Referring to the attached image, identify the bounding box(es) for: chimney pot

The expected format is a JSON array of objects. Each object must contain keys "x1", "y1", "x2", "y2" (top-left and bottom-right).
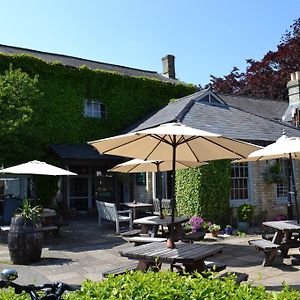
[{"x1": 162, "y1": 54, "x2": 176, "y2": 79}]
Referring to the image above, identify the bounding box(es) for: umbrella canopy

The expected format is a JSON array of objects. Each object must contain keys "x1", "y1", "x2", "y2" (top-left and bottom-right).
[
  {"x1": 238, "y1": 133, "x2": 300, "y2": 222},
  {"x1": 109, "y1": 158, "x2": 207, "y2": 173},
  {"x1": 0, "y1": 160, "x2": 77, "y2": 176},
  {"x1": 245, "y1": 134, "x2": 300, "y2": 161},
  {"x1": 89, "y1": 122, "x2": 261, "y2": 246}
]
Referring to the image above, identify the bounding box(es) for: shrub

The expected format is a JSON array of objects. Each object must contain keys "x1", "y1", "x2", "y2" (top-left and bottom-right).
[
  {"x1": 63, "y1": 271, "x2": 300, "y2": 300},
  {"x1": 237, "y1": 204, "x2": 254, "y2": 222}
]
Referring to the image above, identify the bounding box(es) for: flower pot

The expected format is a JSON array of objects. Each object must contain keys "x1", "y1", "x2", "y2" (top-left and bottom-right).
[
  {"x1": 225, "y1": 227, "x2": 233, "y2": 235},
  {"x1": 237, "y1": 221, "x2": 249, "y2": 233},
  {"x1": 211, "y1": 230, "x2": 219, "y2": 237},
  {"x1": 8, "y1": 215, "x2": 44, "y2": 264}
]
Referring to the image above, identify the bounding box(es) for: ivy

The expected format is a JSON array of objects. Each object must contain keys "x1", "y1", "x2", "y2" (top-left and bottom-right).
[
  {"x1": 0, "y1": 53, "x2": 196, "y2": 166},
  {"x1": 176, "y1": 160, "x2": 231, "y2": 225}
]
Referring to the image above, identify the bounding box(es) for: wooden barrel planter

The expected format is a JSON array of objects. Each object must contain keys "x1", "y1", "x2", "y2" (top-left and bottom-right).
[{"x1": 8, "y1": 215, "x2": 44, "y2": 264}]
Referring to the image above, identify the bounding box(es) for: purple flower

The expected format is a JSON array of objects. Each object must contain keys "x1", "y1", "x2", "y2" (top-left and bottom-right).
[{"x1": 188, "y1": 216, "x2": 205, "y2": 232}]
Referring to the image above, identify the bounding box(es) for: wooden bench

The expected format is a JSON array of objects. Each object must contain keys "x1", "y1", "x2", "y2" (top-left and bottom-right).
[
  {"x1": 42, "y1": 225, "x2": 60, "y2": 236},
  {"x1": 217, "y1": 271, "x2": 249, "y2": 285},
  {"x1": 181, "y1": 231, "x2": 206, "y2": 243},
  {"x1": 121, "y1": 229, "x2": 141, "y2": 237},
  {"x1": 248, "y1": 239, "x2": 280, "y2": 266},
  {"x1": 102, "y1": 261, "x2": 138, "y2": 277},
  {"x1": 127, "y1": 236, "x2": 167, "y2": 246},
  {"x1": 96, "y1": 201, "x2": 132, "y2": 234}
]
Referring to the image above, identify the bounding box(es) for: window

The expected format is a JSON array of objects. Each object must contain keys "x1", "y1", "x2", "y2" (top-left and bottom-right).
[
  {"x1": 276, "y1": 159, "x2": 289, "y2": 203},
  {"x1": 84, "y1": 99, "x2": 106, "y2": 118},
  {"x1": 231, "y1": 162, "x2": 251, "y2": 206}
]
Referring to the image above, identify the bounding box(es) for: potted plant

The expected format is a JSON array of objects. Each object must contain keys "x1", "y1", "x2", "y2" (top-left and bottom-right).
[
  {"x1": 187, "y1": 216, "x2": 205, "y2": 233},
  {"x1": 8, "y1": 199, "x2": 44, "y2": 264},
  {"x1": 237, "y1": 204, "x2": 254, "y2": 233},
  {"x1": 208, "y1": 223, "x2": 221, "y2": 237},
  {"x1": 224, "y1": 225, "x2": 233, "y2": 235},
  {"x1": 262, "y1": 162, "x2": 287, "y2": 184}
]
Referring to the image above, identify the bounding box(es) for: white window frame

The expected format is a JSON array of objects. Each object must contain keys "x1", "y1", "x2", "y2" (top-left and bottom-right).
[
  {"x1": 275, "y1": 159, "x2": 289, "y2": 204},
  {"x1": 83, "y1": 99, "x2": 106, "y2": 119},
  {"x1": 230, "y1": 162, "x2": 253, "y2": 207}
]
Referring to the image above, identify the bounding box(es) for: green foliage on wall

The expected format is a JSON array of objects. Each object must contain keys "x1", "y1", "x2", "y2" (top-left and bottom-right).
[
  {"x1": 176, "y1": 160, "x2": 231, "y2": 225},
  {"x1": 0, "y1": 53, "x2": 196, "y2": 166}
]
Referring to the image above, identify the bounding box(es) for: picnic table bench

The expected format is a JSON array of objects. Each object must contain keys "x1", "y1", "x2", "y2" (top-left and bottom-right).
[
  {"x1": 127, "y1": 236, "x2": 167, "y2": 246},
  {"x1": 248, "y1": 239, "x2": 280, "y2": 266}
]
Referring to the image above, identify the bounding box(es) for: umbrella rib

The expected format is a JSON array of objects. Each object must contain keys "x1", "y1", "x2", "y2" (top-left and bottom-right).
[{"x1": 101, "y1": 134, "x2": 148, "y2": 154}]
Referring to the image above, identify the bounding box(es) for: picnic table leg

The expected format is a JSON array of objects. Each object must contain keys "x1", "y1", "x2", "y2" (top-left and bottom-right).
[
  {"x1": 184, "y1": 259, "x2": 206, "y2": 273},
  {"x1": 262, "y1": 249, "x2": 278, "y2": 266},
  {"x1": 137, "y1": 260, "x2": 161, "y2": 272}
]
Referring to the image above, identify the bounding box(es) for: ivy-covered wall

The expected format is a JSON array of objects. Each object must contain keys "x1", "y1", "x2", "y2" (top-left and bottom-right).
[
  {"x1": 0, "y1": 53, "x2": 196, "y2": 165},
  {"x1": 175, "y1": 160, "x2": 231, "y2": 225}
]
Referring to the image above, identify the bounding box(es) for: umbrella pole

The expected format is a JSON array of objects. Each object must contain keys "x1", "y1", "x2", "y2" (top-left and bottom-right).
[
  {"x1": 156, "y1": 163, "x2": 163, "y2": 219},
  {"x1": 168, "y1": 141, "x2": 176, "y2": 248},
  {"x1": 289, "y1": 154, "x2": 299, "y2": 223}
]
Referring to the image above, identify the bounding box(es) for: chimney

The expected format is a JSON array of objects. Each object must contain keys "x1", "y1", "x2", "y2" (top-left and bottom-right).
[
  {"x1": 282, "y1": 71, "x2": 300, "y2": 124},
  {"x1": 162, "y1": 54, "x2": 176, "y2": 79},
  {"x1": 287, "y1": 71, "x2": 300, "y2": 105}
]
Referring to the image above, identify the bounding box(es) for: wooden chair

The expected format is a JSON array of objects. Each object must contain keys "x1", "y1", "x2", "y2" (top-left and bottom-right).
[
  {"x1": 152, "y1": 199, "x2": 171, "y2": 216},
  {"x1": 96, "y1": 201, "x2": 132, "y2": 234}
]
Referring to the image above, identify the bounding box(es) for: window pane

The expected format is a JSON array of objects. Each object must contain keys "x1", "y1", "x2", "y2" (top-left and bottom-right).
[
  {"x1": 231, "y1": 162, "x2": 249, "y2": 201},
  {"x1": 84, "y1": 99, "x2": 106, "y2": 119}
]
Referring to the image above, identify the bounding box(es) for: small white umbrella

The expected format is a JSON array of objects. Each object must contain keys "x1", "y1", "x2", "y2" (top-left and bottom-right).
[
  {"x1": 89, "y1": 122, "x2": 261, "y2": 245},
  {"x1": 0, "y1": 160, "x2": 77, "y2": 176},
  {"x1": 241, "y1": 133, "x2": 300, "y2": 222}
]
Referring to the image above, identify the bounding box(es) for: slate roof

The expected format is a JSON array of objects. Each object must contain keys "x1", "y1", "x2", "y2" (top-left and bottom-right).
[
  {"x1": 0, "y1": 44, "x2": 177, "y2": 83},
  {"x1": 49, "y1": 144, "x2": 122, "y2": 161},
  {"x1": 128, "y1": 90, "x2": 300, "y2": 143},
  {"x1": 220, "y1": 94, "x2": 287, "y2": 121}
]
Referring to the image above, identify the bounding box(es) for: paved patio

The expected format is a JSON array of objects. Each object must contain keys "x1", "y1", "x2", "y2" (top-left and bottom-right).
[{"x1": 0, "y1": 216, "x2": 300, "y2": 291}]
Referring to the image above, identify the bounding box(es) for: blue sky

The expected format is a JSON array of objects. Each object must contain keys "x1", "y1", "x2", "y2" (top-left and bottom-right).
[{"x1": 1, "y1": 1, "x2": 300, "y2": 86}]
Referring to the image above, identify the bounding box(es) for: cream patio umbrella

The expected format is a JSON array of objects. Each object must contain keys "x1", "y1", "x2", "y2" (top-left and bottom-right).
[
  {"x1": 240, "y1": 133, "x2": 300, "y2": 223},
  {"x1": 89, "y1": 122, "x2": 261, "y2": 246},
  {"x1": 109, "y1": 158, "x2": 207, "y2": 218}
]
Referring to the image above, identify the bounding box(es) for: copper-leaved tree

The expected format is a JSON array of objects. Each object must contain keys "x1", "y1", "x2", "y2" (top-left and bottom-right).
[{"x1": 210, "y1": 18, "x2": 300, "y2": 101}]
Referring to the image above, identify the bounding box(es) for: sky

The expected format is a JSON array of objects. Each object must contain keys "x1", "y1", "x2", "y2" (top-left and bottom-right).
[{"x1": 1, "y1": 1, "x2": 300, "y2": 86}]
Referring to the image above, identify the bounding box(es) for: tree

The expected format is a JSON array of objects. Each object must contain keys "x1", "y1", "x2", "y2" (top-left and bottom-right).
[
  {"x1": 210, "y1": 18, "x2": 300, "y2": 101},
  {"x1": 0, "y1": 65, "x2": 41, "y2": 135},
  {"x1": 0, "y1": 65, "x2": 42, "y2": 164}
]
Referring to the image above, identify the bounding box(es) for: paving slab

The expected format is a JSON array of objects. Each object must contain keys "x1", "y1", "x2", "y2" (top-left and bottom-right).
[{"x1": 0, "y1": 217, "x2": 300, "y2": 292}]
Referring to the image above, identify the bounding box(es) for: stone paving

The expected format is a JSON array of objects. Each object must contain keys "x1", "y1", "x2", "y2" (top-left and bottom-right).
[{"x1": 0, "y1": 216, "x2": 299, "y2": 292}]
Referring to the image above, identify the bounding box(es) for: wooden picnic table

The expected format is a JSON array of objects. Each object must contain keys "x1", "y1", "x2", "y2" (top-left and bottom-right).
[
  {"x1": 120, "y1": 202, "x2": 153, "y2": 219},
  {"x1": 133, "y1": 215, "x2": 189, "y2": 239},
  {"x1": 119, "y1": 241, "x2": 223, "y2": 273},
  {"x1": 263, "y1": 220, "x2": 300, "y2": 257}
]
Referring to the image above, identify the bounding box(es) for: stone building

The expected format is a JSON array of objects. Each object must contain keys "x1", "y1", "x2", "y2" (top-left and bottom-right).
[{"x1": 127, "y1": 72, "x2": 300, "y2": 221}]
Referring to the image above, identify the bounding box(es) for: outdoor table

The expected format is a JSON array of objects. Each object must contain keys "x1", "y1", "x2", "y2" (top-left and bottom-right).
[
  {"x1": 133, "y1": 215, "x2": 189, "y2": 239},
  {"x1": 263, "y1": 220, "x2": 300, "y2": 257},
  {"x1": 120, "y1": 202, "x2": 153, "y2": 220},
  {"x1": 119, "y1": 241, "x2": 223, "y2": 273}
]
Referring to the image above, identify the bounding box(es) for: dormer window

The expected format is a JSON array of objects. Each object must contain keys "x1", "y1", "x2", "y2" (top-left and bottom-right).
[
  {"x1": 197, "y1": 92, "x2": 227, "y2": 106},
  {"x1": 84, "y1": 99, "x2": 106, "y2": 119}
]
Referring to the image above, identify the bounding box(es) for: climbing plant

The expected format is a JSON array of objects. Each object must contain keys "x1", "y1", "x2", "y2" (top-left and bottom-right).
[
  {"x1": 176, "y1": 160, "x2": 231, "y2": 225},
  {"x1": 0, "y1": 53, "x2": 196, "y2": 166}
]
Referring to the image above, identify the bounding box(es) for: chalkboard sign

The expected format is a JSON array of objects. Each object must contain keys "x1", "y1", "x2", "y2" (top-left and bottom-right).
[{"x1": 136, "y1": 173, "x2": 146, "y2": 185}]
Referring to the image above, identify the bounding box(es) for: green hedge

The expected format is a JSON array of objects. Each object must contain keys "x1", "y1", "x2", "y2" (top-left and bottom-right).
[
  {"x1": 1, "y1": 271, "x2": 299, "y2": 299},
  {"x1": 0, "y1": 53, "x2": 196, "y2": 166},
  {"x1": 176, "y1": 160, "x2": 231, "y2": 225},
  {"x1": 66, "y1": 271, "x2": 299, "y2": 300}
]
